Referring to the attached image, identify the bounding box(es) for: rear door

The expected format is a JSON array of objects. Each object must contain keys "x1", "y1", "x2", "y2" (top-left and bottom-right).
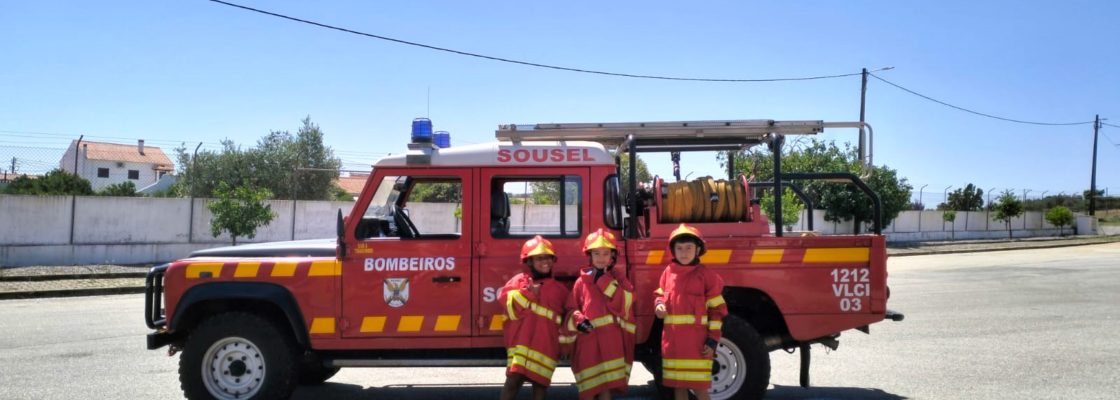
[
  {"x1": 475, "y1": 167, "x2": 589, "y2": 336},
  {"x1": 341, "y1": 168, "x2": 474, "y2": 338}
]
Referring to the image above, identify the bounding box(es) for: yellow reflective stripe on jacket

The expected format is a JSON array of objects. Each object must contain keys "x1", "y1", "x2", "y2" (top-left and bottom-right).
[
  {"x1": 573, "y1": 357, "x2": 627, "y2": 381},
  {"x1": 576, "y1": 368, "x2": 628, "y2": 392},
  {"x1": 664, "y1": 315, "x2": 709, "y2": 325},
  {"x1": 618, "y1": 319, "x2": 637, "y2": 334},
  {"x1": 706, "y1": 295, "x2": 726, "y2": 309},
  {"x1": 622, "y1": 290, "x2": 633, "y2": 319},
  {"x1": 508, "y1": 354, "x2": 555, "y2": 379},
  {"x1": 506, "y1": 290, "x2": 524, "y2": 321},
  {"x1": 507, "y1": 345, "x2": 558, "y2": 370},
  {"x1": 663, "y1": 369, "x2": 712, "y2": 382},
  {"x1": 663, "y1": 358, "x2": 713, "y2": 370},
  {"x1": 507, "y1": 289, "x2": 562, "y2": 324},
  {"x1": 708, "y1": 320, "x2": 723, "y2": 330},
  {"x1": 590, "y1": 314, "x2": 616, "y2": 328},
  {"x1": 602, "y1": 280, "x2": 618, "y2": 298},
  {"x1": 654, "y1": 287, "x2": 664, "y2": 295}
]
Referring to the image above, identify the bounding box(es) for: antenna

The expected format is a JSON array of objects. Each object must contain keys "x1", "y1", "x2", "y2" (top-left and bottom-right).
[{"x1": 426, "y1": 86, "x2": 430, "y2": 118}]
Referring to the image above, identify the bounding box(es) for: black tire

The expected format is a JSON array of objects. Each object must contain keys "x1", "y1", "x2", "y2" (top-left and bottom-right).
[
  {"x1": 297, "y1": 352, "x2": 341, "y2": 385},
  {"x1": 179, "y1": 312, "x2": 299, "y2": 400},
  {"x1": 712, "y1": 314, "x2": 771, "y2": 400}
]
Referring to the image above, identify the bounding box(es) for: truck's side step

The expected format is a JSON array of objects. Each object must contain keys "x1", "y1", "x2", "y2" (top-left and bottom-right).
[{"x1": 328, "y1": 359, "x2": 508, "y2": 368}]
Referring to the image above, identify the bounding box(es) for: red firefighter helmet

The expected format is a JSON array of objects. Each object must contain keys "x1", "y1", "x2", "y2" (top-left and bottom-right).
[
  {"x1": 668, "y1": 223, "x2": 706, "y2": 257},
  {"x1": 582, "y1": 228, "x2": 618, "y2": 253},
  {"x1": 520, "y1": 235, "x2": 557, "y2": 263}
]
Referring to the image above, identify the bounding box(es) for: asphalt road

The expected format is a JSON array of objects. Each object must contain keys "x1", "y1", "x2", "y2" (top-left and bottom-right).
[{"x1": 1, "y1": 243, "x2": 1117, "y2": 400}]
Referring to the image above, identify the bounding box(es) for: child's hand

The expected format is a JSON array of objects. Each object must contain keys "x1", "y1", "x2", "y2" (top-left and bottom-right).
[
  {"x1": 654, "y1": 303, "x2": 667, "y2": 318},
  {"x1": 700, "y1": 344, "x2": 715, "y2": 358},
  {"x1": 701, "y1": 337, "x2": 718, "y2": 358}
]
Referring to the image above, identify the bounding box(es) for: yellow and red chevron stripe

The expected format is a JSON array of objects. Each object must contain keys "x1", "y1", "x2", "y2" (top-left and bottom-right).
[
  {"x1": 346, "y1": 314, "x2": 464, "y2": 334},
  {"x1": 642, "y1": 247, "x2": 870, "y2": 265},
  {"x1": 184, "y1": 259, "x2": 341, "y2": 279}
]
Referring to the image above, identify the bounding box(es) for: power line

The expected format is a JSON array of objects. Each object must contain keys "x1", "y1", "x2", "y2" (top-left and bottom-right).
[
  {"x1": 1103, "y1": 122, "x2": 1120, "y2": 128},
  {"x1": 868, "y1": 73, "x2": 1096, "y2": 126},
  {"x1": 208, "y1": 0, "x2": 881, "y2": 83}
]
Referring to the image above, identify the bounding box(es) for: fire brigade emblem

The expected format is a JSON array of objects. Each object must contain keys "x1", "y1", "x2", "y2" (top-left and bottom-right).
[{"x1": 383, "y1": 278, "x2": 410, "y2": 308}]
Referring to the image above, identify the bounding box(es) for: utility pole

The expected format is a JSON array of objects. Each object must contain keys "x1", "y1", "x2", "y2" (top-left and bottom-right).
[
  {"x1": 1089, "y1": 115, "x2": 1100, "y2": 216},
  {"x1": 858, "y1": 68, "x2": 868, "y2": 163}
]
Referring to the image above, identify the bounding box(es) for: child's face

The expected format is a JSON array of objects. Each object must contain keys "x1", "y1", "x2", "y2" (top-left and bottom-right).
[
  {"x1": 673, "y1": 241, "x2": 698, "y2": 265},
  {"x1": 529, "y1": 255, "x2": 554, "y2": 274},
  {"x1": 589, "y1": 248, "x2": 613, "y2": 269}
]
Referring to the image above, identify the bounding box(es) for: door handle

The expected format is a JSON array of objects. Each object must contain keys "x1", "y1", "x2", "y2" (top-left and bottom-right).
[{"x1": 432, "y1": 276, "x2": 462, "y2": 283}]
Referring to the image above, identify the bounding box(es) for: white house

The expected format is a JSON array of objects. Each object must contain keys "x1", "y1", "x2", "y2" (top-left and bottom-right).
[{"x1": 59, "y1": 139, "x2": 174, "y2": 191}]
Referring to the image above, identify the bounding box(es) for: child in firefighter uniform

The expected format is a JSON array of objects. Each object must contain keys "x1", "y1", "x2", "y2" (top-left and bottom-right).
[
  {"x1": 498, "y1": 235, "x2": 572, "y2": 400},
  {"x1": 566, "y1": 228, "x2": 635, "y2": 400},
  {"x1": 654, "y1": 224, "x2": 727, "y2": 400}
]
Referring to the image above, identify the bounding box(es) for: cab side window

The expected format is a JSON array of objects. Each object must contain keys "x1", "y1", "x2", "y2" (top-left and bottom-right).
[
  {"x1": 492, "y1": 177, "x2": 581, "y2": 237},
  {"x1": 405, "y1": 180, "x2": 463, "y2": 236},
  {"x1": 356, "y1": 176, "x2": 462, "y2": 239}
]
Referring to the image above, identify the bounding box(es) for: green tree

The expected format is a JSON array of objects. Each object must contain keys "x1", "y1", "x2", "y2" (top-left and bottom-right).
[
  {"x1": 617, "y1": 153, "x2": 652, "y2": 191},
  {"x1": 939, "y1": 184, "x2": 984, "y2": 211},
  {"x1": 3, "y1": 169, "x2": 93, "y2": 195},
  {"x1": 408, "y1": 182, "x2": 462, "y2": 203},
  {"x1": 731, "y1": 138, "x2": 912, "y2": 234},
  {"x1": 993, "y1": 190, "x2": 1024, "y2": 239},
  {"x1": 529, "y1": 181, "x2": 578, "y2": 205},
  {"x1": 760, "y1": 187, "x2": 803, "y2": 231},
  {"x1": 1044, "y1": 206, "x2": 1075, "y2": 236},
  {"x1": 176, "y1": 117, "x2": 341, "y2": 200},
  {"x1": 99, "y1": 181, "x2": 138, "y2": 197},
  {"x1": 207, "y1": 182, "x2": 277, "y2": 245},
  {"x1": 942, "y1": 210, "x2": 957, "y2": 240}
]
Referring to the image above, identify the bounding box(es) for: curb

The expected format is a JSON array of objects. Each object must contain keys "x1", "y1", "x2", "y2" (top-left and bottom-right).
[
  {"x1": 0, "y1": 272, "x2": 148, "y2": 282},
  {"x1": 887, "y1": 239, "x2": 1115, "y2": 255},
  {"x1": 0, "y1": 286, "x2": 145, "y2": 300},
  {"x1": 888, "y1": 237, "x2": 1120, "y2": 257}
]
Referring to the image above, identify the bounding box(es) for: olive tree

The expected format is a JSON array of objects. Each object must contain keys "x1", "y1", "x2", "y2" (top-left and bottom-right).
[
  {"x1": 1044, "y1": 206, "x2": 1075, "y2": 236},
  {"x1": 207, "y1": 182, "x2": 277, "y2": 245},
  {"x1": 992, "y1": 190, "x2": 1024, "y2": 239}
]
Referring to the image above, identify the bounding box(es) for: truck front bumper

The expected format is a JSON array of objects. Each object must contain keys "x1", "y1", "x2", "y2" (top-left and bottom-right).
[{"x1": 147, "y1": 331, "x2": 175, "y2": 350}]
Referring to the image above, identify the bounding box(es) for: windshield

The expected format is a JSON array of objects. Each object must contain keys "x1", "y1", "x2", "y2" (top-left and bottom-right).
[{"x1": 364, "y1": 175, "x2": 404, "y2": 219}]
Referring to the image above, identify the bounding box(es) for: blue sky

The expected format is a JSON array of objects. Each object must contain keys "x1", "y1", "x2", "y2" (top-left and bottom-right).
[{"x1": 2, "y1": 1, "x2": 1118, "y2": 206}]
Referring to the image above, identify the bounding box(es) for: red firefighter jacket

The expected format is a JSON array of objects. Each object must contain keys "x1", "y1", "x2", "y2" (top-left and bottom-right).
[
  {"x1": 565, "y1": 267, "x2": 635, "y2": 399},
  {"x1": 498, "y1": 272, "x2": 570, "y2": 386},
  {"x1": 654, "y1": 261, "x2": 727, "y2": 389}
]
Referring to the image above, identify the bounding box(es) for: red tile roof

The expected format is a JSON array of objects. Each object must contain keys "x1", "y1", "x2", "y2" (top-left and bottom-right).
[
  {"x1": 72, "y1": 140, "x2": 174, "y2": 170},
  {"x1": 336, "y1": 175, "x2": 369, "y2": 195}
]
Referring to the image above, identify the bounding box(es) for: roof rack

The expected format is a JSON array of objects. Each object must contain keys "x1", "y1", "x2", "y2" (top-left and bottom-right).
[{"x1": 496, "y1": 120, "x2": 867, "y2": 152}]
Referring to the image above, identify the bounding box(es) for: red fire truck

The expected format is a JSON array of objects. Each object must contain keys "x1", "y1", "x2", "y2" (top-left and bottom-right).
[{"x1": 145, "y1": 119, "x2": 903, "y2": 400}]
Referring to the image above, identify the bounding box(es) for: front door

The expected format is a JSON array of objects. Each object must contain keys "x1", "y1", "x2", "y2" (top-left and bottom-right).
[{"x1": 341, "y1": 168, "x2": 474, "y2": 338}]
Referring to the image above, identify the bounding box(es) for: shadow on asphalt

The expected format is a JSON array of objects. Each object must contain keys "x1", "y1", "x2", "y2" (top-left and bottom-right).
[
  {"x1": 294, "y1": 381, "x2": 658, "y2": 399},
  {"x1": 293, "y1": 381, "x2": 906, "y2": 399},
  {"x1": 767, "y1": 384, "x2": 909, "y2": 399}
]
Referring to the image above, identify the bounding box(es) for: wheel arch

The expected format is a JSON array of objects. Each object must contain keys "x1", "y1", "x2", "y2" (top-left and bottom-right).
[
  {"x1": 723, "y1": 286, "x2": 790, "y2": 341},
  {"x1": 171, "y1": 282, "x2": 310, "y2": 347}
]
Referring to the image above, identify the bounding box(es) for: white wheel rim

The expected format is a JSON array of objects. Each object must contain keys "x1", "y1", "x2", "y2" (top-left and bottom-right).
[
  {"x1": 202, "y1": 337, "x2": 265, "y2": 400},
  {"x1": 709, "y1": 337, "x2": 747, "y2": 400}
]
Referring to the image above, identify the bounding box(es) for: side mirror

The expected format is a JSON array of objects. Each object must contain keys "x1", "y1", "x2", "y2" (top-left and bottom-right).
[{"x1": 336, "y1": 209, "x2": 346, "y2": 259}]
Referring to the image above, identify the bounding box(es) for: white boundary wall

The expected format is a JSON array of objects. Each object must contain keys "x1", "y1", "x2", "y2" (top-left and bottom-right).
[{"x1": 0, "y1": 194, "x2": 1104, "y2": 266}]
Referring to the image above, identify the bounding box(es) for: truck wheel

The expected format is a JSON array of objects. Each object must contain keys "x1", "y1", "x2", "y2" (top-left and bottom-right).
[
  {"x1": 297, "y1": 353, "x2": 340, "y2": 385},
  {"x1": 179, "y1": 312, "x2": 298, "y2": 400},
  {"x1": 711, "y1": 314, "x2": 771, "y2": 400}
]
